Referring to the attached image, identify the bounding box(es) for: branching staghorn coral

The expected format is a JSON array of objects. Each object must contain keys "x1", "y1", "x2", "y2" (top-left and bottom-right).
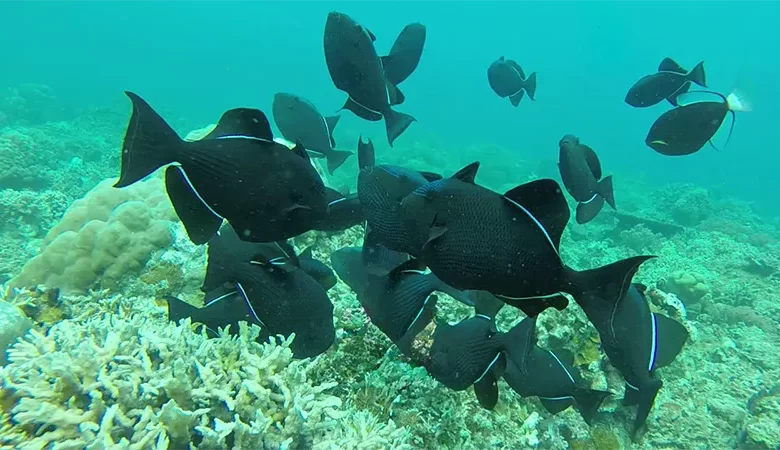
[{"x1": 0, "y1": 305, "x2": 411, "y2": 450}]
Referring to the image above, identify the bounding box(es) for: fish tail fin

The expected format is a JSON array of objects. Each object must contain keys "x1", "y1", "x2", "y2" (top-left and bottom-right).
[
  {"x1": 726, "y1": 88, "x2": 752, "y2": 112},
  {"x1": 509, "y1": 89, "x2": 524, "y2": 107},
  {"x1": 523, "y1": 72, "x2": 537, "y2": 101},
  {"x1": 573, "y1": 387, "x2": 610, "y2": 425},
  {"x1": 357, "y1": 135, "x2": 375, "y2": 169},
  {"x1": 567, "y1": 255, "x2": 656, "y2": 313},
  {"x1": 631, "y1": 380, "x2": 662, "y2": 442},
  {"x1": 597, "y1": 175, "x2": 615, "y2": 209},
  {"x1": 325, "y1": 149, "x2": 354, "y2": 174},
  {"x1": 384, "y1": 108, "x2": 416, "y2": 147},
  {"x1": 115, "y1": 91, "x2": 183, "y2": 188},
  {"x1": 687, "y1": 61, "x2": 707, "y2": 87},
  {"x1": 575, "y1": 196, "x2": 605, "y2": 224}
]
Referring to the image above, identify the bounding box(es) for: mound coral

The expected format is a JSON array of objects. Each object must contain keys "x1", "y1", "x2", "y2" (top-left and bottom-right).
[
  {"x1": 8, "y1": 177, "x2": 177, "y2": 293},
  {"x1": 0, "y1": 304, "x2": 411, "y2": 450}
]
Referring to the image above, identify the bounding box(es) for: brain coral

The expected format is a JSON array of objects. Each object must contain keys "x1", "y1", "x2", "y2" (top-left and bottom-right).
[{"x1": 9, "y1": 177, "x2": 177, "y2": 293}]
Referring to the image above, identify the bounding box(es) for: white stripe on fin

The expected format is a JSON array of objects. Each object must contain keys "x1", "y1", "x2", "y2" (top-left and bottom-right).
[
  {"x1": 475, "y1": 353, "x2": 502, "y2": 383},
  {"x1": 582, "y1": 193, "x2": 598, "y2": 204},
  {"x1": 401, "y1": 268, "x2": 432, "y2": 276},
  {"x1": 548, "y1": 350, "x2": 575, "y2": 384},
  {"x1": 349, "y1": 95, "x2": 382, "y2": 115},
  {"x1": 329, "y1": 197, "x2": 347, "y2": 206},
  {"x1": 539, "y1": 395, "x2": 574, "y2": 401},
  {"x1": 174, "y1": 165, "x2": 225, "y2": 220},
  {"x1": 216, "y1": 135, "x2": 274, "y2": 144},
  {"x1": 236, "y1": 282, "x2": 265, "y2": 327},
  {"x1": 405, "y1": 293, "x2": 432, "y2": 335},
  {"x1": 204, "y1": 290, "x2": 238, "y2": 307},
  {"x1": 502, "y1": 196, "x2": 559, "y2": 257},
  {"x1": 648, "y1": 313, "x2": 658, "y2": 372},
  {"x1": 497, "y1": 292, "x2": 562, "y2": 301}
]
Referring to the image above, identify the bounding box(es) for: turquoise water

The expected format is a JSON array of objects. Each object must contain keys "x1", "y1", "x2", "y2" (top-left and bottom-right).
[
  {"x1": 1, "y1": 2, "x2": 779, "y2": 450},
  {"x1": 3, "y1": 1, "x2": 778, "y2": 210}
]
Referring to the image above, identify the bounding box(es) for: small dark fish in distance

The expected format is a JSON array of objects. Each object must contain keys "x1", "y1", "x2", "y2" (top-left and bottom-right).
[
  {"x1": 312, "y1": 187, "x2": 365, "y2": 233},
  {"x1": 166, "y1": 227, "x2": 335, "y2": 358},
  {"x1": 382, "y1": 23, "x2": 427, "y2": 91},
  {"x1": 331, "y1": 247, "x2": 474, "y2": 355},
  {"x1": 646, "y1": 89, "x2": 751, "y2": 156},
  {"x1": 487, "y1": 56, "x2": 537, "y2": 107},
  {"x1": 324, "y1": 11, "x2": 416, "y2": 147},
  {"x1": 502, "y1": 317, "x2": 610, "y2": 425},
  {"x1": 657, "y1": 57, "x2": 695, "y2": 106},
  {"x1": 573, "y1": 283, "x2": 688, "y2": 441},
  {"x1": 625, "y1": 58, "x2": 706, "y2": 108},
  {"x1": 356, "y1": 136, "x2": 442, "y2": 272},
  {"x1": 427, "y1": 305, "x2": 529, "y2": 410},
  {"x1": 272, "y1": 93, "x2": 353, "y2": 174},
  {"x1": 115, "y1": 92, "x2": 327, "y2": 245},
  {"x1": 399, "y1": 162, "x2": 654, "y2": 318},
  {"x1": 558, "y1": 134, "x2": 615, "y2": 224}
]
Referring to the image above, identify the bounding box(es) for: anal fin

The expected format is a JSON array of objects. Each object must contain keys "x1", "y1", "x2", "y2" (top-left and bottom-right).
[
  {"x1": 165, "y1": 166, "x2": 223, "y2": 245},
  {"x1": 342, "y1": 97, "x2": 382, "y2": 121},
  {"x1": 396, "y1": 294, "x2": 438, "y2": 357}
]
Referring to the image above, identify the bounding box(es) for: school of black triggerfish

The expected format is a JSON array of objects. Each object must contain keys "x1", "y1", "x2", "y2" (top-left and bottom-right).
[{"x1": 112, "y1": 11, "x2": 750, "y2": 442}]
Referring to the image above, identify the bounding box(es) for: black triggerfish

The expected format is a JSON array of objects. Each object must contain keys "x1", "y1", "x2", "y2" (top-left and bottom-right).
[
  {"x1": 625, "y1": 58, "x2": 706, "y2": 108},
  {"x1": 487, "y1": 56, "x2": 537, "y2": 107},
  {"x1": 558, "y1": 134, "x2": 616, "y2": 224},
  {"x1": 323, "y1": 11, "x2": 416, "y2": 147},
  {"x1": 115, "y1": 92, "x2": 328, "y2": 245}
]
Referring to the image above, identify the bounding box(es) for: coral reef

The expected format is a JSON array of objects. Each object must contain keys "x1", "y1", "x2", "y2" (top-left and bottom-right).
[
  {"x1": 0, "y1": 293, "x2": 411, "y2": 450},
  {"x1": 8, "y1": 177, "x2": 177, "y2": 293},
  {"x1": 0, "y1": 301, "x2": 31, "y2": 365}
]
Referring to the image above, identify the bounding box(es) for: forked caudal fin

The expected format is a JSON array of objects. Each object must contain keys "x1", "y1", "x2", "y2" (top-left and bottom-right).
[
  {"x1": 384, "y1": 108, "x2": 416, "y2": 147},
  {"x1": 115, "y1": 91, "x2": 185, "y2": 188},
  {"x1": 567, "y1": 255, "x2": 656, "y2": 315},
  {"x1": 686, "y1": 61, "x2": 707, "y2": 87},
  {"x1": 523, "y1": 72, "x2": 538, "y2": 101}
]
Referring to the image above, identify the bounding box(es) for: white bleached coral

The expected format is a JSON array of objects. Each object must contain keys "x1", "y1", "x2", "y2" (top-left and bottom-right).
[{"x1": 0, "y1": 301, "x2": 410, "y2": 450}]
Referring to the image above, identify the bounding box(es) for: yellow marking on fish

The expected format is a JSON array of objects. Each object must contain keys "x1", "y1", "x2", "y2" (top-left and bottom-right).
[{"x1": 650, "y1": 140, "x2": 668, "y2": 146}]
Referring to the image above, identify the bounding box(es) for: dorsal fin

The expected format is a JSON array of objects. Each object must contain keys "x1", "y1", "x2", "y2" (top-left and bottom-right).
[
  {"x1": 387, "y1": 258, "x2": 428, "y2": 285},
  {"x1": 204, "y1": 108, "x2": 274, "y2": 141},
  {"x1": 366, "y1": 28, "x2": 377, "y2": 42},
  {"x1": 503, "y1": 179, "x2": 570, "y2": 251},
  {"x1": 506, "y1": 59, "x2": 526, "y2": 80},
  {"x1": 579, "y1": 144, "x2": 603, "y2": 180},
  {"x1": 325, "y1": 187, "x2": 346, "y2": 205},
  {"x1": 451, "y1": 162, "x2": 479, "y2": 183},
  {"x1": 658, "y1": 57, "x2": 685, "y2": 74},
  {"x1": 553, "y1": 348, "x2": 575, "y2": 368},
  {"x1": 502, "y1": 317, "x2": 537, "y2": 375},
  {"x1": 291, "y1": 139, "x2": 310, "y2": 161},
  {"x1": 299, "y1": 246, "x2": 314, "y2": 260},
  {"x1": 419, "y1": 171, "x2": 442, "y2": 182},
  {"x1": 325, "y1": 115, "x2": 340, "y2": 148},
  {"x1": 652, "y1": 314, "x2": 689, "y2": 370},
  {"x1": 357, "y1": 136, "x2": 375, "y2": 170},
  {"x1": 250, "y1": 241, "x2": 300, "y2": 273}
]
